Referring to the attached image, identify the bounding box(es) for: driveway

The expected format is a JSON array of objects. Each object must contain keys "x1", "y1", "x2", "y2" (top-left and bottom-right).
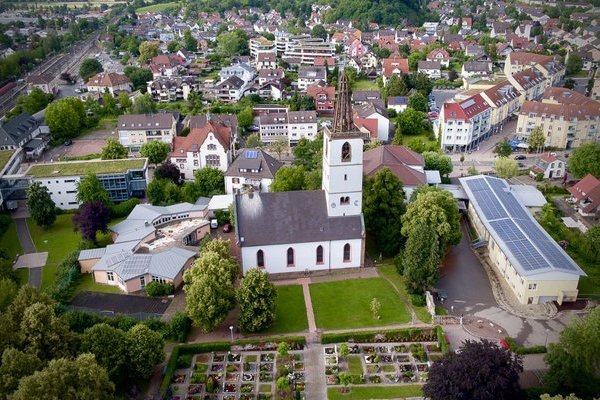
[{"x1": 436, "y1": 220, "x2": 586, "y2": 348}]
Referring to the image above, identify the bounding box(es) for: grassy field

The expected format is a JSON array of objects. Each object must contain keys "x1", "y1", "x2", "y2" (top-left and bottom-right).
[
  {"x1": 136, "y1": 1, "x2": 179, "y2": 12},
  {"x1": 327, "y1": 385, "x2": 424, "y2": 400},
  {"x1": 0, "y1": 150, "x2": 15, "y2": 172},
  {"x1": 0, "y1": 219, "x2": 23, "y2": 260},
  {"x1": 27, "y1": 214, "x2": 80, "y2": 265},
  {"x1": 79, "y1": 117, "x2": 117, "y2": 139},
  {"x1": 73, "y1": 274, "x2": 121, "y2": 295},
  {"x1": 27, "y1": 158, "x2": 146, "y2": 178},
  {"x1": 41, "y1": 265, "x2": 58, "y2": 290},
  {"x1": 352, "y1": 79, "x2": 380, "y2": 91},
  {"x1": 398, "y1": 133, "x2": 439, "y2": 152},
  {"x1": 264, "y1": 285, "x2": 308, "y2": 334},
  {"x1": 378, "y1": 264, "x2": 431, "y2": 323},
  {"x1": 310, "y1": 278, "x2": 410, "y2": 330},
  {"x1": 347, "y1": 355, "x2": 363, "y2": 375}
]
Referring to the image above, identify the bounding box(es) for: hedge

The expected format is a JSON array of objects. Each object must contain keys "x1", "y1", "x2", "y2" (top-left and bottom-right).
[
  {"x1": 234, "y1": 336, "x2": 306, "y2": 346},
  {"x1": 47, "y1": 249, "x2": 81, "y2": 303},
  {"x1": 504, "y1": 337, "x2": 547, "y2": 355},
  {"x1": 321, "y1": 328, "x2": 436, "y2": 345},
  {"x1": 436, "y1": 325, "x2": 450, "y2": 354}
]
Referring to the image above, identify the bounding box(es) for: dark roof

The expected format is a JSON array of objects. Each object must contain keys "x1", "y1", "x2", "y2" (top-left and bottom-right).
[
  {"x1": 225, "y1": 148, "x2": 282, "y2": 179},
  {"x1": 235, "y1": 190, "x2": 363, "y2": 247},
  {"x1": 352, "y1": 90, "x2": 381, "y2": 102},
  {"x1": 0, "y1": 112, "x2": 40, "y2": 147}
]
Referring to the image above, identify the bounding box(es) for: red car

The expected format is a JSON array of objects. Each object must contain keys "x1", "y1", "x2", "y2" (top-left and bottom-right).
[{"x1": 223, "y1": 223, "x2": 232, "y2": 233}]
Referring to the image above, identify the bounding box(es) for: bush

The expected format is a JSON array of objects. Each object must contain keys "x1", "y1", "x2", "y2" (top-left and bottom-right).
[
  {"x1": 504, "y1": 337, "x2": 546, "y2": 355},
  {"x1": 47, "y1": 250, "x2": 82, "y2": 303},
  {"x1": 109, "y1": 198, "x2": 140, "y2": 218},
  {"x1": 436, "y1": 326, "x2": 449, "y2": 354},
  {"x1": 0, "y1": 214, "x2": 12, "y2": 237},
  {"x1": 170, "y1": 311, "x2": 192, "y2": 342},
  {"x1": 176, "y1": 353, "x2": 193, "y2": 369},
  {"x1": 321, "y1": 328, "x2": 435, "y2": 344},
  {"x1": 145, "y1": 281, "x2": 175, "y2": 297},
  {"x1": 410, "y1": 294, "x2": 426, "y2": 307},
  {"x1": 143, "y1": 318, "x2": 172, "y2": 338}
]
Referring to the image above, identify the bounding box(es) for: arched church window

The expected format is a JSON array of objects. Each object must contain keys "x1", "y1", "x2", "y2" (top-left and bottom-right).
[
  {"x1": 341, "y1": 142, "x2": 351, "y2": 163},
  {"x1": 343, "y1": 243, "x2": 351, "y2": 262},
  {"x1": 287, "y1": 247, "x2": 294, "y2": 266},
  {"x1": 316, "y1": 245, "x2": 323, "y2": 264},
  {"x1": 257, "y1": 250, "x2": 264, "y2": 268},
  {"x1": 340, "y1": 196, "x2": 350, "y2": 205}
]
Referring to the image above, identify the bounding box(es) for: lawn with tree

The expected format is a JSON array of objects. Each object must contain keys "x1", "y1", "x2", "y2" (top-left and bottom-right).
[
  {"x1": 101, "y1": 137, "x2": 128, "y2": 160},
  {"x1": 264, "y1": 285, "x2": 308, "y2": 334},
  {"x1": 140, "y1": 140, "x2": 170, "y2": 165},
  {"x1": 27, "y1": 182, "x2": 56, "y2": 228}
]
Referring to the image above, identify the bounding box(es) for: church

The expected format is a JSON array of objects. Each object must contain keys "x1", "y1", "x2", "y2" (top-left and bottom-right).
[{"x1": 233, "y1": 72, "x2": 366, "y2": 275}]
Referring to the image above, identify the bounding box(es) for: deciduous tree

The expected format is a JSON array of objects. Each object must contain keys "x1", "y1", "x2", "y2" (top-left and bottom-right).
[
  {"x1": 269, "y1": 136, "x2": 289, "y2": 161},
  {"x1": 140, "y1": 140, "x2": 170, "y2": 165},
  {"x1": 14, "y1": 87, "x2": 53, "y2": 115},
  {"x1": 245, "y1": 134, "x2": 262, "y2": 148},
  {"x1": 493, "y1": 157, "x2": 519, "y2": 179},
  {"x1": 363, "y1": 167, "x2": 406, "y2": 256},
  {"x1": 311, "y1": 24, "x2": 328, "y2": 39},
  {"x1": 101, "y1": 137, "x2": 128, "y2": 160},
  {"x1": 527, "y1": 126, "x2": 545, "y2": 153},
  {"x1": 45, "y1": 97, "x2": 87, "y2": 140},
  {"x1": 79, "y1": 58, "x2": 103, "y2": 81},
  {"x1": 20, "y1": 302, "x2": 73, "y2": 361},
  {"x1": 402, "y1": 224, "x2": 440, "y2": 293},
  {"x1": 237, "y1": 106, "x2": 254, "y2": 131},
  {"x1": 125, "y1": 324, "x2": 164, "y2": 380},
  {"x1": 138, "y1": 41, "x2": 159, "y2": 64},
  {"x1": 292, "y1": 133, "x2": 322, "y2": 171},
  {"x1": 423, "y1": 151, "x2": 453, "y2": 178},
  {"x1": 0, "y1": 347, "x2": 44, "y2": 398},
  {"x1": 423, "y1": 340, "x2": 524, "y2": 400},
  {"x1": 396, "y1": 108, "x2": 423, "y2": 135},
  {"x1": 584, "y1": 225, "x2": 600, "y2": 261},
  {"x1": 27, "y1": 182, "x2": 56, "y2": 228},
  {"x1": 270, "y1": 166, "x2": 306, "y2": 192},
  {"x1": 11, "y1": 353, "x2": 115, "y2": 400},
  {"x1": 154, "y1": 160, "x2": 180, "y2": 183},
  {"x1": 131, "y1": 93, "x2": 156, "y2": 114},
  {"x1": 237, "y1": 268, "x2": 277, "y2": 333},
  {"x1": 0, "y1": 278, "x2": 18, "y2": 312},
  {"x1": 194, "y1": 167, "x2": 225, "y2": 197},
  {"x1": 72, "y1": 200, "x2": 110, "y2": 242},
  {"x1": 216, "y1": 29, "x2": 249, "y2": 57},
  {"x1": 76, "y1": 173, "x2": 111, "y2": 206},
  {"x1": 494, "y1": 139, "x2": 513, "y2": 157},
  {"x1": 568, "y1": 142, "x2": 600, "y2": 178},
  {"x1": 80, "y1": 323, "x2": 128, "y2": 386},
  {"x1": 123, "y1": 66, "x2": 153, "y2": 91},
  {"x1": 384, "y1": 74, "x2": 408, "y2": 97},
  {"x1": 408, "y1": 92, "x2": 428, "y2": 112}
]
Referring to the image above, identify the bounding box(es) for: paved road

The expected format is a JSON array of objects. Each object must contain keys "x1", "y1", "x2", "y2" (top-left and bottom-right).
[{"x1": 14, "y1": 218, "x2": 41, "y2": 288}]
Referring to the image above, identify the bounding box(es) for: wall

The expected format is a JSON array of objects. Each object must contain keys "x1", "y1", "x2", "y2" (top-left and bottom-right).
[
  {"x1": 32, "y1": 176, "x2": 80, "y2": 209},
  {"x1": 79, "y1": 258, "x2": 99, "y2": 273},
  {"x1": 240, "y1": 238, "x2": 363, "y2": 274}
]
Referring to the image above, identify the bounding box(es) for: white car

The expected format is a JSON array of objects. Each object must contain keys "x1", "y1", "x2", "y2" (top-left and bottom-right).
[{"x1": 210, "y1": 219, "x2": 218, "y2": 229}]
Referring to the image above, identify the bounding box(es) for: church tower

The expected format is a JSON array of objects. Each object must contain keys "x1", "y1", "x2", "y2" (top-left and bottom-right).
[{"x1": 322, "y1": 72, "x2": 363, "y2": 217}]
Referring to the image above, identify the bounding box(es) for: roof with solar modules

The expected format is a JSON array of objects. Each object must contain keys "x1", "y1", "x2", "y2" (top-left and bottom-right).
[
  {"x1": 460, "y1": 175, "x2": 586, "y2": 278},
  {"x1": 225, "y1": 148, "x2": 283, "y2": 179}
]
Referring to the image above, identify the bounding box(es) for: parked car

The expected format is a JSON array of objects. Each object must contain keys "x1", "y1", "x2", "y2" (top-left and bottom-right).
[
  {"x1": 514, "y1": 155, "x2": 526, "y2": 160},
  {"x1": 63, "y1": 140, "x2": 72, "y2": 146},
  {"x1": 223, "y1": 223, "x2": 232, "y2": 233},
  {"x1": 210, "y1": 219, "x2": 218, "y2": 229}
]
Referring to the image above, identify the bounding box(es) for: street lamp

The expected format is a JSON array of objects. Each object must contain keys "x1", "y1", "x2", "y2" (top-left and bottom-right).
[
  {"x1": 229, "y1": 325, "x2": 234, "y2": 343},
  {"x1": 544, "y1": 328, "x2": 550, "y2": 347}
]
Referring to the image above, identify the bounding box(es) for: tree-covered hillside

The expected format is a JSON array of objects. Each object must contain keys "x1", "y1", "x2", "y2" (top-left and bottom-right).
[{"x1": 325, "y1": 0, "x2": 424, "y2": 27}]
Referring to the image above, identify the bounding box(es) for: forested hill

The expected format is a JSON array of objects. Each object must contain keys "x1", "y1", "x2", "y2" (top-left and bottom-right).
[{"x1": 325, "y1": 0, "x2": 425, "y2": 27}]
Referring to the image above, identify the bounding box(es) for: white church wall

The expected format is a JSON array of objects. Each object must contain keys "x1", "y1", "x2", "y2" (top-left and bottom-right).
[{"x1": 240, "y1": 238, "x2": 362, "y2": 275}]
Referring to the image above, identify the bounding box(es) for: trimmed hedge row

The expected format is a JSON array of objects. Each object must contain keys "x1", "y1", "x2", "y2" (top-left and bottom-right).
[
  {"x1": 321, "y1": 328, "x2": 436, "y2": 345},
  {"x1": 504, "y1": 337, "x2": 547, "y2": 355},
  {"x1": 234, "y1": 335, "x2": 306, "y2": 346},
  {"x1": 436, "y1": 325, "x2": 450, "y2": 354}
]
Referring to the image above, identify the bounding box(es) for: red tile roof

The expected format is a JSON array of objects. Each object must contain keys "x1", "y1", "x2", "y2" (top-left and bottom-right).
[
  {"x1": 363, "y1": 145, "x2": 426, "y2": 185},
  {"x1": 382, "y1": 58, "x2": 409, "y2": 78},
  {"x1": 568, "y1": 174, "x2": 600, "y2": 213},
  {"x1": 171, "y1": 121, "x2": 231, "y2": 156}
]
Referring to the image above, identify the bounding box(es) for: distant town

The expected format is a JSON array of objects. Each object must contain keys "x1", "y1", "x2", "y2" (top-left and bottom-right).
[{"x1": 0, "y1": 0, "x2": 599, "y2": 399}]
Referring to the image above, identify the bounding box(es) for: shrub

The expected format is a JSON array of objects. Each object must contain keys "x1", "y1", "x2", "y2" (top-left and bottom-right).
[
  {"x1": 176, "y1": 353, "x2": 193, "y2": 369},
  {"x1": 504, "y1": 337, "x2": 546, "y2": 354},
  {"x1": 170, "y1": 311, "x2": 191, "y2": 342},
  {"x1": 146, "y1": 281, "x2": 175, "y2": 297},
  {"x1": 143, "y1": 318, "x2": 172, "y2": 338},
  {"x1": 410, "y1": 293, "x2": 426, "y2": 307},
  {"x1": 47, "y1": 249, "x2": 81, "y2": 303},
  {"x1": 109, "y1": 198, "x2": 140, "y2": 218},
  {"x1": 0, "y1": 214, "x2": 12, "y2": 237}
]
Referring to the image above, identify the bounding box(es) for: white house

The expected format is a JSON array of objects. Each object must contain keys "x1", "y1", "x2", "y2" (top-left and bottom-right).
[
  {"x1": 171, "y1": 116, "x2": 233, "y2": 179},
  {"x1": 298, "y1": 66, "x2": 327, "y2": 90},
  {"x1": 225, "y1": 148, "x2": 283, "y2": 194},
  {"x1": 530, "y1": 152, "x2": 566, "y2": 179},
  {"x1": 117, "y1": 113, "x2": 178, "y2": 151},
  {"x1": 439, "y1": 94, "x2": 492, "y2": 152},
  {"x1": 219, "y1": 63, "x2": 257, "y2": 85},
  {"x1": 418, "y1": 60, "x2": 442, "y2": 79},
  {"x1": 353, "y1": 102, "x2": 392, "y2": 142},
  {"x1": 234, "y1": 72, "x2": 365, "y2": 275},
  {"x1": 259, "y1": 110, "x2": 318, "y2": 144}
]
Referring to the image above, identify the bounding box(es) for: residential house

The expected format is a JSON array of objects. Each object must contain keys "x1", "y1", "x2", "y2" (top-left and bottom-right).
[
  {"x1": 250, "y1": 37, "x2": 275, "y2": 58},
  {"x1": 86, "y1": 72, "x2": 132, "y2": 96},
  {"x1": 568, "y1": 174, "x2": 600, "y2": 216},
  {"x1": 439, "y1": 94, "x2": 492, "y2": 152},
  {"x1": 504, "y1": 52, "x2": 565, "y2": 86},
  {"x1": 257, "y1": 81, "x2": 287, "y2": 101},
  {"x1": 213, "y1": 76, "x2": 247, "y2": 103},
  {"x1": 259, "y1": 110, "x2": 318, "y2": 144},
  {"x1": 225, "y1": 148, "x2": 283, "y2": 194},
  {"x1": 491, "y1": 21, "x2": 511, "y2": 38},
  {"x1": 219, "y1": 62, "x2": 257, "y2": 85},
  {"x1": 307, "y1": 83, "x2": 335, "y2": 116},
  {"x1": 426, "y1": 48, "x2": 450, "y2": 68},
  {"x1": 117, "y1": 113, "x2": 178, "y2": 151},
  {"x1": 382, "y1": 58, "x2": 409, "y2": 84},
  {"x1": 0, "y1": 112, "x2": 49, "y2": 159},
  {"x1": 480, "y1": 81, "x2": 521, "y2": 129},
  {"x1": 26, "y1": 74, "x2": 55, "y2": 95},
  {"x1": 147, "y1": 76, "x2": 200, "y2": 102},
  {"x1": 418, "y1": 60, "x2": 442, "y2": 79},
  {"x1": 387, "y1": 96, "x2": 409, "y2": 113},
  {"x1": 353, "y1": 102, "x2": 392, "y2": 142},
  {"x1": 258, "y1": 69, "x2": 285, "y2": 85},
  {"x1": 530, "y1": 152, "x2": 566, "y2": 179},
  {"x1": 171, "y1": 116, "x2": 234, "y2": 178},
  {"x1": 149, "y1": 53, "x2": 187, "y2": 77},
  {"x1": 461, "y1": 61, "x2": 493, "y2": 78},
  {"x1": 363, "y1": 145, "x2": 427, "y2": 194},
  {"x1": 298, "y1": 66, "x2": 327, "y2": 90},
  {"x1": 508, "y1": 67, "x2": 546, "y2": 101},
  {"x1": 255, "y1": 52, "x2": 278, "y2": 70},
  {"x1": 351, "y1": 90, "x2": 381, "y2": 105}
]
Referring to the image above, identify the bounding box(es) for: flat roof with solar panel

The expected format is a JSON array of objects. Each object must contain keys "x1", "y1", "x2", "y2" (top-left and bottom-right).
[{"x1": 460, "y1": 175, "x2": 586, "y2": 278}]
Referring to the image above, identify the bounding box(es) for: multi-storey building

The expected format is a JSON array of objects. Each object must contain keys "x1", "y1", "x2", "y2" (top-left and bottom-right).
[
  {"x1": 281, "y1": 36, "x2": 335, "y2": 65},
  {"x1": 259, "y1": 111, "x2": 318, "y2": 144},
  {"x1": 298, "y1": 66, "x2": 327, "y2": 90},
  {"x1": 225, "y1": 148, "x2": 282, "y2": 194},
  {"x1": 516, "y1": 87, "x2": 600, "y2": 149},
  {"x1": 26, "y1": 159, "x2": 148, "y2": 209},
  {"x1": 508, "y1": 67, "x2": 546, "y2": 102},
  {"x1": 504, "y1": 52, "x2": 565, "y2": 86},
  {"x1": 249, "y1": 37, "x2": 275, "y2": 58},
  {"x1": 86, "y1": 72, "x2": 132, "y2": 96},
  {"x1": 480, "y1": 81, "x2": 522, "y2": 129},
  {"x1": 307, "y1": 83, "x2": 335, "y2": 116},
  {"x1": 147, "y1": 76, "x2": 200, "y2": 102},
  {"x1": 117, "y1": 113, "x2": 178, "y2": 151},
  {"x1": 439, "y1": 94, "x2": 492, "y2": 152}
]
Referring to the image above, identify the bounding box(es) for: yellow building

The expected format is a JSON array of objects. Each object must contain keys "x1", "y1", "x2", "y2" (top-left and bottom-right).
[
  {"x1": 516, "y1": 87, "x2": 600, "y2": 149},
  {"x1": 460, "y1": 175, "x2": 585, "y2": 305},
  {"x1": 504, "y1": 52, "x2": 566, "y2": 86},
  {"x1": 480, "y1": 81, "x2": 522, "y2": 129}
]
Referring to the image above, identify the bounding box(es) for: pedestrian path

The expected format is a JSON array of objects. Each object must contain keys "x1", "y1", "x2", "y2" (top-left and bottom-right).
[
  {"x1": 298, "y1": 277, "x2": 317, "y2": 333},
  {"x1": 13, "y1": 218, "x2": 42, "y2": 288}
]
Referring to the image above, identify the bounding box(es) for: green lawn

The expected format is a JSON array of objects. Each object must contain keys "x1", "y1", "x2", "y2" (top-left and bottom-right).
[
  {"x1": 41, "y1": 265, "x2": 58, "y2": 290},
  {"x1": 0, "y1": 219, "x2": 23, "y2": 260},
  {"x1": 0, "y1": 149, "x2": 15, "y2": 172},
  {"x1": 352, "y1": 79, "x2": 380, "y2": 91},
  {"x1": 15, "y1": 268, "x2": 28, "y2": 286},
  {"x1": 377, "y1": 264, "x2": 431, "y2": 323},
  {"x1": 399, "y1": 133, "x2": 439, "y2": 153},
  {"x1": 27, "y1": 158, "x2": 146, "y2": 178},
  {"x1": 263, "y1": 285, "x2": 309, "y2": 334},
  {"x1": 310, "y1": 278, "x2": 410, "y2": 330},
  {"x1": 73, "y1": 274, "x2": 121, "y2": 295},
  {"x1": 327, "y1": 385, "x2": 423, "y2": 400},
  {"x1": 136, "y1": 1, "x2": 179, "y2": 12},
  {"x1": 347, "y1": 355, "x2": 363, "y2": 375},
  {"x1": 27, "y1": 214, "x2": 80, "y2": 265}
]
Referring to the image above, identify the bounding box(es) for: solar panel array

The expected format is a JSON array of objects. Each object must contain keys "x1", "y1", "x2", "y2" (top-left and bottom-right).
[
  {"x1": 464, "y1": 176, "x2": 581, "y2": 275},
  {"x1": 245, "y1": 150, "x2": 258, "y2": 159}
]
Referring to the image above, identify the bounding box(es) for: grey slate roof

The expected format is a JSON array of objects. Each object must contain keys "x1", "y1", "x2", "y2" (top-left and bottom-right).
[
  {"x1": 225, "y1": 148, "x2": 283, "y2": 179},
  {"x1": 235, "y1": 190, "x2": 364, "y2": 247},
  {"x1": 118, "y1": 113, "x2": 176, "y2": 130},
  {"x1": 0, "y1": 112, "x2": 40, "y2": 148}
]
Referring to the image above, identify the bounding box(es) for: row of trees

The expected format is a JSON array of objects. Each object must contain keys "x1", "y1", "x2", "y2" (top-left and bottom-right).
[
  {"x1": 183, "y1": 238, "x2": 278, "y2": 333},
  {"x1": 147, "y1": 165, "x2": 225, "y2": 206},
  {"x1": 0, "y1": 286, "x2": 164, "y2": 398}
]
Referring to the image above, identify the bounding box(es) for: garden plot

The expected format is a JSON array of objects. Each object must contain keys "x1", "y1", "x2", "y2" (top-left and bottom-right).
[{"x1": 166, "y1": 342, "x2": 306, "y2": 400}]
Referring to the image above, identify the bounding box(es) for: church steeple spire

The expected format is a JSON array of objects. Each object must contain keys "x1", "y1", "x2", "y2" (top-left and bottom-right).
[{"x1": 332, "y1": 71, "x2": 354, "y2": 133}]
